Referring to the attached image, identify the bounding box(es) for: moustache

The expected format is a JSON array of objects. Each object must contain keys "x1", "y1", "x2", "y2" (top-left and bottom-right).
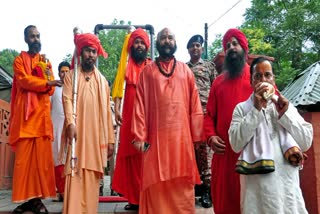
[
  {"x1": 29, "y1": 42, "x2": 41, "y2": 53},
  {"x1": 227, "y1": 50, "x2": 237, "y2": 57},
  {"x1": 161, "y1": 44, "x2": 172, "y2": 49},
  {"x1": 31, "y1": 42, "x2": 41, "y2": 47}
]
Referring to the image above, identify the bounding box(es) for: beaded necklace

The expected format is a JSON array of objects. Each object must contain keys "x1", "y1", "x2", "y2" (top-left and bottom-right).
[{"x1": 155, "y1": 57, "x2": 176, "y2": 78}]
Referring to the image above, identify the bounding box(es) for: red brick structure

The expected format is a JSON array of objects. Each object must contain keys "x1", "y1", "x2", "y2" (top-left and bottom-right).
[
  {"x1": 0, "y1": 99, "x2": 14, "y2": 190},
  {"x1": 301, "y1": 112, "x2": 320, "y2": 214}
]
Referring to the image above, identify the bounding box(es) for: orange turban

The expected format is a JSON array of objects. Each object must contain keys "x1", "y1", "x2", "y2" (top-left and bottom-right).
[
  {"x1": 74, "y1": 33, "x2": 108, "y2": 58},
  {"x1": 127, "y1": 28, "x2": 150, "y2": 54},
  {"x1": 222, "y1": 28, "x2": 248, "y2": 54}
]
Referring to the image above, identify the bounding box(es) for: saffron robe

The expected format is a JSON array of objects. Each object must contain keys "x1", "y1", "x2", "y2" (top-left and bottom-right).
[
  {"x1": 62, "y1": 66, "x2": 115, "y2": 213},
  {"x1": 112, "y1": 59, "x2": 152, "y2": 205},
  {"x1": 229, "y1": 95, "x2": 313, "y2": 214},
  {"x1": 139, "y1": 177, "x2": 195, "y2": 214},
  {"x1": 10, "y1": 52, "x2": 56, "y2": 202},
  {"x1": 204, "y1": 64, "x2": 252, "y2": 214},
  {"x1": 131, "y1": 59, "x2": 202, "y2": 213},
  {"x1": 9, "y1": 52, "x2": 55, "y2": 145},
  {"x1": 62, "y1": 66, "x2": 115, "y2": 174}
]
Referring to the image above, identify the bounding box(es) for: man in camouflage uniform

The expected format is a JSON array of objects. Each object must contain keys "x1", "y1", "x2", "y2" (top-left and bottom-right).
[{"x1": 186, "y1": 34, "x2": 218, "y2": 208}]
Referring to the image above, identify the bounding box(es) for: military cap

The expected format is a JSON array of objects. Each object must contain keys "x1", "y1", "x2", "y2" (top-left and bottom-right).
[{"x1": 187, "y1": 34, "x2": 204, "y2": 49}]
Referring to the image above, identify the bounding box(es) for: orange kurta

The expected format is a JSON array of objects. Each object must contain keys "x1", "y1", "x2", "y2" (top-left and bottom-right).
[
  {"x1": 139, "y1": 177, "x2": 195, "y2": 214},
  {"x1": 9, "y1": 51, "x2": 56, "y2": 202},
  {"x1": 62, "y1": 66, "x2": 115, "y2": 213},
  {"x1": 62, "y1": 66, "x2": 115, "y2": 175},
  {"x1": 131, "y1": 59, "x2": 202, "y2": 206},
  {"x1": 9, "y1": 52, "x2": 55, "y2": 145}
]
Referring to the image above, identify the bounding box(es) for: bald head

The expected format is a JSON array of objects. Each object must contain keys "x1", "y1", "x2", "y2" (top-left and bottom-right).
[
  {"x1": 156, "y1": 28, "x2": 177, "y2": 59},
  {"x1": 156, "y1": 28, "x2": 175, "y2": 43}
]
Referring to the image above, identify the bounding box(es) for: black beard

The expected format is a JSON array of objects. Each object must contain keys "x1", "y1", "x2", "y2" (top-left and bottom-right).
[
  {"x1": 223, "y1": 49, "x2": 246, "y2": 79},
  {"x1": 156, "y1": 42, "x2": 177, "y2": 58},
  {"x1": 28, "y1": 42, "x2": 41, "y2": 54},
  {"x1": 81, "y1": 60, "x2": 95, "y2": 72},
  {"x1": 130, "y1": 46, "x2": 147, "y2": 63}
]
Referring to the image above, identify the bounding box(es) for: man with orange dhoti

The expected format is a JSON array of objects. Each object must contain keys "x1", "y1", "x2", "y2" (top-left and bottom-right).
[
  {"x1": 62, "y1": 32, "x2": 115, "y2": 213},
  {"x1": 131, "y1": 27, "x2": 203, "y2": 214},
  {"x1": 112, "y1": 28, "x2": 152, "y2": 211},
  {"x1": 9, "y1": 25, "x2": 63, "y2": 214}
]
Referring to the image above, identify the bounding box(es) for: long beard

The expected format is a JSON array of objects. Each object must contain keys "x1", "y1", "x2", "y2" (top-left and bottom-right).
[
  {"x1": 131, "y1": 46, "x2": 147, "y2": 63},
  {"x1": 223, "y1": 50, "x2": 246, "y2": 79},
  {"x1": 81, "y1": 59, "x2": 95, "y2": 72},
  {"x1": 28, "y1": 42, "x2": 41, "y2": 54},
  {"x1": 156, "y1": 42, "x2": 177, "y2": 58}
]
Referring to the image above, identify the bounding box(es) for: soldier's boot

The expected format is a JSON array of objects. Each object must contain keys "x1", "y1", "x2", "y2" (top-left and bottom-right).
[{"x1": 200, "y1": 184, "x2": 212, "y2": 208}]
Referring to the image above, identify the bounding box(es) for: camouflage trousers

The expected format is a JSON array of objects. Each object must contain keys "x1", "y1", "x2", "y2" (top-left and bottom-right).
[{"x1": 194, "y1": 142, "x2": 213, "y2": 186}]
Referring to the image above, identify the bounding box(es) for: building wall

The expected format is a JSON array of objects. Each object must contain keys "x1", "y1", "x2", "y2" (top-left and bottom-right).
[{"x1": 301, "y1": 112, "x2": 320, "y2": 214}]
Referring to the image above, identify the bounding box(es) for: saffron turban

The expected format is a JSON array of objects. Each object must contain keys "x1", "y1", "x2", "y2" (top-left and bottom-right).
[
  {"x1": 186, "y1": 34, "x2": 204, "y2": 49},
  {"x1": 127, "y1": 28, "x2": 150, "y2": 54},
  {"x1": 74, "y1": 33, "x2": 108, "y2": 58},
  {"x1": 222, "y1": 28, "x2": 248, "y2": 54}
]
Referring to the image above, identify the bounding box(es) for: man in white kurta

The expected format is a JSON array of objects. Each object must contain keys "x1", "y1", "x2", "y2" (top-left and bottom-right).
[
  {"x1": 51, "y1": 61, "x2": 70, "y2": 201},
  {"x1": 229, "y1": 57, "x2": 313, "y2": 214},
  {"x1": 51, "y1": 82, "x2": 65, "y2": 165}
]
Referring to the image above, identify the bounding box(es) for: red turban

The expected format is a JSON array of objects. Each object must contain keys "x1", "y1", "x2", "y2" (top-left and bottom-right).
[
  {"x1": 127, "y1": 28, "x2": 150, "y2": 54},
  {"x1": 222, "y1": 28, "x2": 248, "y2": 54},
  {"x1": 74, "y1": 33, "x2": 108, "y2": 58}
]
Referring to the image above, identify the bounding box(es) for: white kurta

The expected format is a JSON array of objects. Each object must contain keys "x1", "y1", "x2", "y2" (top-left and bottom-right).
[
  {"x1": 229, "y1": 94, "x2": 313, "y2": 214},
  {"x1": 51, "y1": 86, "x2": 65, "y2": 166}
]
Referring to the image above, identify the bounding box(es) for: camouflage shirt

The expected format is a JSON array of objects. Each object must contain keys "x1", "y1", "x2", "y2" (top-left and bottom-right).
[{"x1": 186, "y1": 59, "x2": 218, "y2": 113}]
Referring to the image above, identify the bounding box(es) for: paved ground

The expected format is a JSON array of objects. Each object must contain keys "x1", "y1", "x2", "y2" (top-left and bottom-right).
[{"x1": 0, "y1": 176, "x2": 214, "y2": 214}]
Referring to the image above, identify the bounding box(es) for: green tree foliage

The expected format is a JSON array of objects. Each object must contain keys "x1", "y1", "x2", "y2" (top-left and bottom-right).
[
  {"x1": 0, "y1": 49, "x2": 19, "y2": 75},
  {"x1": 208, "y1": 34, "x2": 223, "y2": 59},
  {"x1": 97, "y1": 19, "x2": 131, "y2": 86},
  {"x1": 63, "y1": 53, "x2": 73, "y2": 64},
  {"x1": 242, "y1": 0, "x2": 320, "y2": 89},
  {"x1": 241, "y1": 28, "x2": 273, "y2": 56},
  {"x1": 208, "y1": 28, "x2": 274, "y2": 60}
]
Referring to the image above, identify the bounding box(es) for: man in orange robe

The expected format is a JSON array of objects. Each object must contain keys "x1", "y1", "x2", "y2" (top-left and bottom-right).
[
  {"x1": 204, "y1": 28, "x2": 252, "y2": 214},
  {"x1": 112, "y1": 28, "x2": 152, "y2": 210},
  {"x1": 9, "y1": 25, "x2": 63, "y2": 214},
  {"x1": 62, "y1": 32, "x2": 115, "y2": 214},
  {"x1": 131, "y1": 27, "x2": 203, "y2": 214}
]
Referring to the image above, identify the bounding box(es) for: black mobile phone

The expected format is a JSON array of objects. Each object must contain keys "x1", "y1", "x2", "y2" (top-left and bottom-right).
[{"x1": 143, "y1": 142, "x2": 150, "y2": 152}]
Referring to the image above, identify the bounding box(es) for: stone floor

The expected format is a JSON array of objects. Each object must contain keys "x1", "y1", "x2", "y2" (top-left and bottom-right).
[{"x1": 0, "y1": 176, "x2": 214, "y2": 214}]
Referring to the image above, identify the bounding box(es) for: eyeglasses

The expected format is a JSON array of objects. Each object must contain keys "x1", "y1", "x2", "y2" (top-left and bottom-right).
[{"x1": 253, "y1": 72, "x2": 274, "y2": 81}]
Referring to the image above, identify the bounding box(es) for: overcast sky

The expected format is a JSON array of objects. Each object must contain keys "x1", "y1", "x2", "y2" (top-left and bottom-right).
[{"x1": 1, "y1": 0, "x2": 251, "y2": 73}]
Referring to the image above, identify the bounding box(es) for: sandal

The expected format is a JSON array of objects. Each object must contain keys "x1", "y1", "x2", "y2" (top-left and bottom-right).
[
  {"x1": 124, "y1": 203, "x2": 139, "y2": 210},
  {"x1": 29, "y1": 198, "x2": 49, "y2": 214},
  {"x1": 12, "y1": 201, "x2": 32, "y2": 214}
]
